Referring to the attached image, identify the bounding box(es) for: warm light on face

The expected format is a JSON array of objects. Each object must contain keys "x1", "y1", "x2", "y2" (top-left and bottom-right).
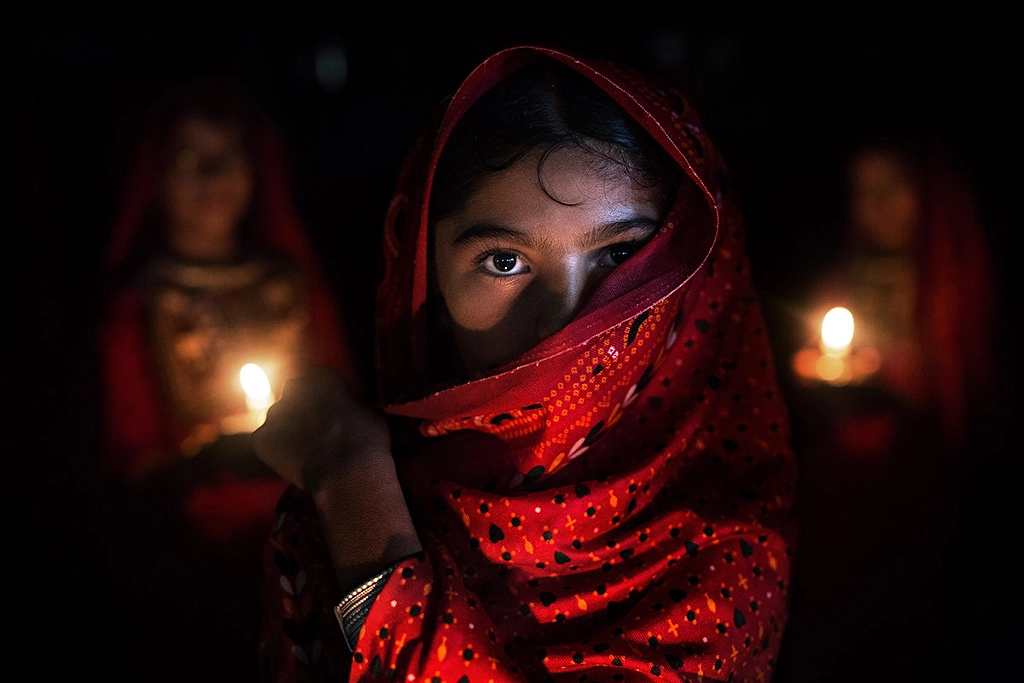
[
  {"x1": 239, "y1": 363, "x2": 273, "y2": 410},
  {"x1": 821, "y1": 307, "x2": 855, "y2": 354}
]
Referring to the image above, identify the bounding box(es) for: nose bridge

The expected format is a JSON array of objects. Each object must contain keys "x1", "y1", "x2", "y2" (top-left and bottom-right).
[
  {"x1": 535, "y1": 256, "x2": 591, "y2": 339},
  {"x1": 196, "y1": 152, "x2": 235, "y2": 179}
]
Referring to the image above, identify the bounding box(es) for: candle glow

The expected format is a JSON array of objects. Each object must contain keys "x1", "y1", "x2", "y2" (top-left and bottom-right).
[
  {"x1": 820, "y1": 306, "x2": 854, "y2": 355},
  {"x1": 220, "y1": 362, "x2": 276, "y2": 434},
  {"x1": 240, "y1": 363, "x2": 273, "y2": 411},
  {"x1": 792, "y1": 305, "x2": 879, "y2": 387}
]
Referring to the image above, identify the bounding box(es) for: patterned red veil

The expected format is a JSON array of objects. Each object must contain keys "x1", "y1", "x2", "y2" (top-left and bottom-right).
[{"x1": 261, "y1": 46, "x2": 798, "y2": 683}]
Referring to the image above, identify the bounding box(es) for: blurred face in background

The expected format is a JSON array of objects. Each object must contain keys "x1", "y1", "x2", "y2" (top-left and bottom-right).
[
  {"x1": 162, "y1": 116, "x2": 254, "y2": 260},
  {"x1": 847, "y1": 148, "x2": 920, "y2": 252}
]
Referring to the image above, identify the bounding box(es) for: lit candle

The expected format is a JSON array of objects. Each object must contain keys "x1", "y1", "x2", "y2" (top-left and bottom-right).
[
  {"x1": 792, "y1": 305, "x2": 882, "y2": 387},
  {"x1": 815, "y1": 306, "x2": 854, "y2": 384}
]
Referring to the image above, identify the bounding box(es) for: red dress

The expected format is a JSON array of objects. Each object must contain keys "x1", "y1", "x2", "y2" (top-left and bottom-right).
[{"x1": 260, "y1": 46, "x2": 798, "y2": 683}]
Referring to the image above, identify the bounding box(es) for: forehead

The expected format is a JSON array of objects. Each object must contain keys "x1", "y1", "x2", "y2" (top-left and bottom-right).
[
  {"x1": 170, "y1": 116, "x2": 246, "y2": 150},
  {"x1": 446, "y1": 148, "x2": 658, "y2": 231},
  {"x1": 849, "y1": 150, "x2": 911, "y2": 187}
]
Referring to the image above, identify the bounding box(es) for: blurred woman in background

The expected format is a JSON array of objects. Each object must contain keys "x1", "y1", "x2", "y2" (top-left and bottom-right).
[{"x1": 93, "y1": 68, "x2": 360, "y2": 681}]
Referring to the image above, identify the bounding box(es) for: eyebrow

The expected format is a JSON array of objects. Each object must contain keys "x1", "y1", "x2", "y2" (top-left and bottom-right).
[{"x1": 452, "y1": 217, "x2": 661, "y2": 250}]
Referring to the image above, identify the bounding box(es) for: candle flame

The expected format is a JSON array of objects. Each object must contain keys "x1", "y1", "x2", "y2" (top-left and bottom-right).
[
  {"x1": 239, "y1": 363, "x2": 273, "y2": 410},
  {"x1": 821, "y1": 307, "x2": 854, "y2": 354}
]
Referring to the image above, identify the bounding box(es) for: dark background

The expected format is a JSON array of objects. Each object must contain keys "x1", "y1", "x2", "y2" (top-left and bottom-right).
[{"x1": 8, "y1": 2, "x2": 1018, "y2": 680}]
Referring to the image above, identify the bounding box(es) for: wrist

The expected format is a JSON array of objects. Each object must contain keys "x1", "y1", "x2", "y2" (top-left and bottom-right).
[
  {"x1": 308, "y1": 454, "x2": 422, "y2": 591},
  {"x1": 305, "y1": 444, "x2": 395, "y2": 498}
]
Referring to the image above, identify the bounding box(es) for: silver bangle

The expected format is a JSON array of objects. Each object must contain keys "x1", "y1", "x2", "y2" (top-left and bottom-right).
[{"x1": 334, "y1": 565, "x2": 398, "y2": 652}]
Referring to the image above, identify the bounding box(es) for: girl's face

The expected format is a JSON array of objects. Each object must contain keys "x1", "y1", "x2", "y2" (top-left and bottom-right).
[{"x1": 433, "y1": 147, "x2": 665, "y2": 375}]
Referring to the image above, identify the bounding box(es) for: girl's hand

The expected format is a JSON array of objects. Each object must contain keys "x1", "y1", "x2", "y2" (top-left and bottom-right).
[{"x1": 252, "y1": 365, "x2": 391, "y2": 494}]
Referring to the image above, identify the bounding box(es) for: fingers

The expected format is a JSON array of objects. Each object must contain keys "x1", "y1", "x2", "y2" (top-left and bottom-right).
[
  {"x1": 251, "y1": 402, "x2": 296, "y2": 461},
  {"x1": 252, "y1": 364, "x2": 389, "y2": 490},
  {"x1": 279, "y1": 364, "x2": 352, "y2": 405},
  {"x1": 252, "y1": 366, "x2": 349, "y2": 482},
  {"x1": 251, "y1": 400, "x2": 313, "y2": 488}
]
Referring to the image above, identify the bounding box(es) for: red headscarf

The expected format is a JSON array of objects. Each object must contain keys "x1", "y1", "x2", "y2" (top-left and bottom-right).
[
  {"x1": 261, "y1": 46, "x2": 798, "y2": 682},
  {"x1": 909, "y1": 145, "x2": 998, "y2": 446}
]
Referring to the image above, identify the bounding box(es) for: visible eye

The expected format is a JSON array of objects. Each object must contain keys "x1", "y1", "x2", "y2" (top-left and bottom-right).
[
  {"x1": 173, "y1": 148, "x2": 248, "y2": 176},
  {"x1": 601, "y1": 241, "x2": 644, "y2": 267},
  {"x1": 480, "y1": 250, "x2": 529, "y2": 276}
]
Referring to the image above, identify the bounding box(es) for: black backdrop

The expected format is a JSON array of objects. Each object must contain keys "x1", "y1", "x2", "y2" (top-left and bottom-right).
[{"x1": 8, "y1": 3, "x2": 1018, "y2": 680}]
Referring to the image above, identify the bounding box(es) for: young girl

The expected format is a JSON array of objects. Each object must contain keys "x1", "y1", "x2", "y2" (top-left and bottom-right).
[{"x1": 254, "y1": 45, "x2": 798, "y2": 682}]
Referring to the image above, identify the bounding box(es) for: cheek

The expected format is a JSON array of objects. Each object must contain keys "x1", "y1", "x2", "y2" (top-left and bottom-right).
[
  {"x1": 892, "y1": 190, "x2": 918, "y2": 223},
  {"x1": 444, "y1": 280, "x2": 549, "y2": 372},
  {"x1": 227, "y1": 169, "x2": 254, "y2": 203},
  {"x1": 442, "y1": 275, "x2": 516, "y2": 332},
  {"x1": 162, "y1": 177, "x2": 197, "y2": 217}
]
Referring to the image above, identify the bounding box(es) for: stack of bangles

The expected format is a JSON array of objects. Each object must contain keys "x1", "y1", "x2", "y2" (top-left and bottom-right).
[{"x1": 334, "y1": 564, "x2": 399, "y2": 652}]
